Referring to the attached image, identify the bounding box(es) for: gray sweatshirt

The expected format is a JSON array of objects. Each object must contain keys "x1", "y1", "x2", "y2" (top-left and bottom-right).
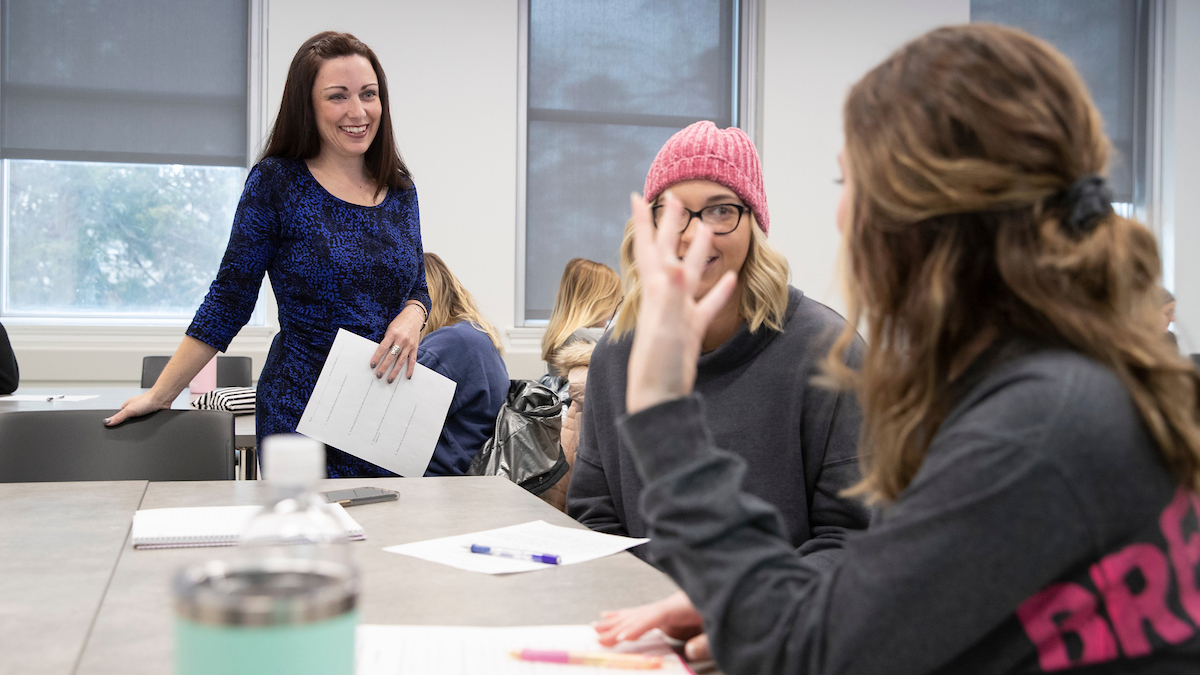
[
  {"x1": 619, "y1": 337, "x2": 1200, "y2": 674},
  {"x1": 567, "y1": 287, "x2": 870, "y2": 565}
]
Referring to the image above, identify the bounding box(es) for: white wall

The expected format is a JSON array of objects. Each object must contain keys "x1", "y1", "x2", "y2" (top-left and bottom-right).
[
  {"x1": 1168, "y1": 0, "x2": 1200, "y2": 353},
  {"x1": 760, "y1": 0, "x2": 969, "y2": 313}
]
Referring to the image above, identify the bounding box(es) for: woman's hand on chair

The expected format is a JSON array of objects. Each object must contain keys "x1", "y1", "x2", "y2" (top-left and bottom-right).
[
  {"x1": 104, "y1": 391, "x2": 172, "y2": 426},
  {"x1": 371, "y1": 303, "x2": 425, "y2": 382},
  {"x1": 625, "y1": 192, "x2": 737, "y2": 414}
]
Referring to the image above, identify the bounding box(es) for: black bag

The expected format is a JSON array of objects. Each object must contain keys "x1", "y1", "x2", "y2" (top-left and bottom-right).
[{"x1": 467, "y1": 380, "x2": 569, "y2": 496}]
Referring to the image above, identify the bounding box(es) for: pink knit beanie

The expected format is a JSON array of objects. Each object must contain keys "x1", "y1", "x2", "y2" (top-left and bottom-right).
[{"x1": 644, "y1": 121, "x2": 769, "y2": 235}]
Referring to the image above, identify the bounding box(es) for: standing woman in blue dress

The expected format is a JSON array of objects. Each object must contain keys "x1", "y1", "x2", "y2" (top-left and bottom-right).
[{"x1": 106, "y1": 32, "x2": 430, "y2": 478}]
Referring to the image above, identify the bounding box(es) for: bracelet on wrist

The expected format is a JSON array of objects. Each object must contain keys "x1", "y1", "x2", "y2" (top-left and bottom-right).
[{"x1": 407, "y1": 301, "x2": 428, "y2": 328}]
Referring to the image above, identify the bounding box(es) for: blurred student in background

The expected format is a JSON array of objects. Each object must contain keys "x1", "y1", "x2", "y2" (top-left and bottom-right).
[
  {"x1": 0, "y1": 322, "x2": 18, "y2": 395},
  {"x1": 417, "y1": 253, "x2": 508, "y2": 476},
  {"x1": 538, "y1": 257, "x2": 622, "y2": 511},
  {"x1": 541, "y1": 258, "x2": 622, "y2": 377},
  {"x1": 599, "y1": 24, "x2": 1200, "y2": 673}
]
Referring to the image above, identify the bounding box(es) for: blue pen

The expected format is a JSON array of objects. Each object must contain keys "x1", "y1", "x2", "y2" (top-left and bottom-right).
[{"x1": 468, "y1": 544, "x2": 561, "y2": 565}]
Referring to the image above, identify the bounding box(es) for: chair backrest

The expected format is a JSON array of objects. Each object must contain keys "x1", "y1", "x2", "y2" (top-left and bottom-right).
[
  {"x1": 216, "y1": 355, "x2": 253, "y2": 388},
  {"x1": 140, "y1": 355, "x2": 171, "y2": 388},
  {"x1": 0, "y1": 409, "x2": 235, "y2": 482},
  {"x1": 141, "y1": 355, "x2": 253, "y2": 388}
]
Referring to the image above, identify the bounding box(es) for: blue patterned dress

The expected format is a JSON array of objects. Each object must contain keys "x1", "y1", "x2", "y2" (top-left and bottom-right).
[{"x1": 186, "y1": 157, "x2": 430, "y2": 478}]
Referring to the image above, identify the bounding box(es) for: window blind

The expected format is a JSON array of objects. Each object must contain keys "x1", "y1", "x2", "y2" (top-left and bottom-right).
[
  {"x1": 971, "y1": 0, "x2": 1146, "y2": 203},
  {"x1": 524, "y1": 0, "x2": 736, "y2": 320},
  {"x1": 1, "y1": 0, "x2": 249, "y2": 167}
]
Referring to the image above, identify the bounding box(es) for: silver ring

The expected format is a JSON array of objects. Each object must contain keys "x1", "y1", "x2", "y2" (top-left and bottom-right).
[{"x1": 389, "y1": 344, "x2": 402, "y2": 357}]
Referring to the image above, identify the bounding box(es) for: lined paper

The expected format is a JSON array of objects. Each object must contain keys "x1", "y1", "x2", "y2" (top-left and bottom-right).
[{"x1": 297, "y1": 329, "x2": 456, "y2": 477}]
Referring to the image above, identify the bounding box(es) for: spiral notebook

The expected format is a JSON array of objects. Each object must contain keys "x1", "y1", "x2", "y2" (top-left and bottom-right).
[{"x1": 131, "y1": 504, "x2": 365, "y2": 549}]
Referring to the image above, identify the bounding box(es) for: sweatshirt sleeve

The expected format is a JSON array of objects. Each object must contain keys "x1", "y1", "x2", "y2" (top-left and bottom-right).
[
  {"x1": 621, "y1": 394, "x2": 1096, "y2": 675},
  {"x1": 566, "y1": 360, "x2": 629, "y2": 536},
  {"x1": 795, "y1": 338, "x2": 871, "y2": 570}
]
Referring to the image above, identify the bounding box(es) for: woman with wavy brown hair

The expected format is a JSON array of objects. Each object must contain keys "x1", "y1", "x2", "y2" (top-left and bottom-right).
[
  {"x1": 595, "y1": 24, "x2": 1200, "y2": 674},
  {"x1": 108, "y1": 32, "x2": 429, "y2": 478}
]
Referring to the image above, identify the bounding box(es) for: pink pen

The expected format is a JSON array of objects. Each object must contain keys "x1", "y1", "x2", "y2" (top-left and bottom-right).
[{"x1": 509, "y1": 649, "x2": 663, "y2": 670}]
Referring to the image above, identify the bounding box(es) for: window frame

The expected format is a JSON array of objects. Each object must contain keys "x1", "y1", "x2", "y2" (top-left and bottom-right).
[
  {"x1": 513, "y1": 0, "x2": 760, "y2": 327},
  {"x1": 0, "y1": 0, "x2": 270, "y2": 329}
]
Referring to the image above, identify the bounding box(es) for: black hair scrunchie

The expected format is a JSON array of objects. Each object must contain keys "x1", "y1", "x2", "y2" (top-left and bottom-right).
[{"x1": 1054, "y1": 175, "x2": 1113, "y2": 236}]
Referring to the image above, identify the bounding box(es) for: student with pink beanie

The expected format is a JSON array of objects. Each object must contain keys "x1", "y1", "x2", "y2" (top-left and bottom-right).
[{"x1": 566, "y1": 121, "x2": 871, "y2": 660}]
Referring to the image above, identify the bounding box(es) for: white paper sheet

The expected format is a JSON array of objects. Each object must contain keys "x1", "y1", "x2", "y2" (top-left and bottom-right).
[
  {"x1": 383, "y1": 520, "x2": 649, "y2": 574},
  {"x1": 356, "y1": 625, "x2": 693, "y2": 674},
  {"x1": 0, "y1": 395, "x2": 99, "y2": 402},
  {"x1": 296, "y1": 328, "x2": 457, "y2": 477}
]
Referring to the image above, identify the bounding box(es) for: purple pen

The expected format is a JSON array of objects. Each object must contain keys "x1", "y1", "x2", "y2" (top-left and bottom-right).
[{"x1": 468, "y1": 544, "x2": 561, "y2": 565}]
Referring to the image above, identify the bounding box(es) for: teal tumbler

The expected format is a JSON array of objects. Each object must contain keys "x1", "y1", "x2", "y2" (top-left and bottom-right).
[{"x1": 174, "y1": 557, "x2": 358, "y2": 675}]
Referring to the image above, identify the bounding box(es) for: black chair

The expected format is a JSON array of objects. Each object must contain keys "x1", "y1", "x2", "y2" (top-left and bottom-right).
[
  {"x1": 0, "y1": 409, "x2": 235, "y2": 482},
  {"x1": 140, "y1": 355, "x2": 253, "y2": 388}
]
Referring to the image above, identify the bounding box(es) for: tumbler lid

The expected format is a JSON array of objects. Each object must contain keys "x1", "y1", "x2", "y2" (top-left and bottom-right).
[
  {"x1": 173, "y1": 557, "x2": 357, "y2": 626},
  {"x1": 262, "y1": 434, "x2": 325, "y2": 485}
]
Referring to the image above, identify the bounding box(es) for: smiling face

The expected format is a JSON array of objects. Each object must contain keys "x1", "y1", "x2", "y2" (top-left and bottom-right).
[
  {"x1": 311, "y1": 55, "x2": 381, "y2": 161},
  {"x1": 656, "y1": 179, "x2": 752, "y2": 299}
]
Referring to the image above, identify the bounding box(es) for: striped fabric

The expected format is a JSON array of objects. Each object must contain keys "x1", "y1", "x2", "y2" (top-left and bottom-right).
[{"x1": 190, "y1": 387, "x2": 256, "y2": 415}]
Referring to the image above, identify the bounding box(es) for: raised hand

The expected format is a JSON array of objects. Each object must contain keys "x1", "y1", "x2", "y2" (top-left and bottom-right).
[{"x1": 625, "y1": 191, "x2": 737, "y2": 414}]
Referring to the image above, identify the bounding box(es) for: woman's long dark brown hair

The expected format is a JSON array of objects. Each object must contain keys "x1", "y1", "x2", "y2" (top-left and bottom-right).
[
  {"x1": 260, "y1": 31, "x2": 412, "y2": 195},
  {"x1": 826, "y1": 24, "x2": 1200, "y2": 503}
]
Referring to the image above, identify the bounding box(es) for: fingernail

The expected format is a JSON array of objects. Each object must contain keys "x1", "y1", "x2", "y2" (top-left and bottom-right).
[
  {"x1": 376, "y1": 372, "x2": 382, "y2": 379},
  {"x1": 370, "y1": 362, "x2": 376, "y2": 368},
  {"x1": 685, "y1": 643, "x2": 699, "y2": 660},
  {"x1": 387, "y1": 377, "x2": 394, "y2": 384},
  {"x1": 103, "y1": 418, "x2": 111, "y2": 424},
  {"x1": 616, "y1": 632, "x2": 628, "y2": 642}
]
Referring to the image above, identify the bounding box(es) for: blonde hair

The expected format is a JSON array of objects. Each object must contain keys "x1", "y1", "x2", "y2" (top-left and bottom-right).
[
  {"x1": 422, "y1": 252, "x2": 503, "y2": 354},
  {"x1": 611, "y1": 215, "x2": 790, "y2": 339},
  {"x1": 825, "y1": 24, "x2": 1200, "y2": 503},
  {"x1": 541, "y1": 258, "x2": 622, "y2": 362}
]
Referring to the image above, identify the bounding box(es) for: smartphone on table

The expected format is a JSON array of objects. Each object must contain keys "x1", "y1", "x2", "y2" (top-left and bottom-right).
[{"x1": 320, "y1": 486, "x2": 399, "y2": 507}]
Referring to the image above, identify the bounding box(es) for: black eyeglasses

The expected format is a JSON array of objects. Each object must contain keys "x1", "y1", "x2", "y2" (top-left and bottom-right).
[{"x1": 651, "y1": 203, "x2": 747, "y2": 235}]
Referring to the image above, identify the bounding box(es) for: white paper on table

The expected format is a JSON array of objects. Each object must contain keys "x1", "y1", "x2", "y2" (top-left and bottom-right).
[
  {"x1": 296, "y1": 328, "x2": 457, "y2": 477},
  {"x1": 382, "y1": 520, "x2": 649, "y2": 574},
  {"x1": 356, "y1": 625, "x2": 694, "y2": 674},
  {"x1": 0, "y1": 395, "x2": 99, "y2": 402}
]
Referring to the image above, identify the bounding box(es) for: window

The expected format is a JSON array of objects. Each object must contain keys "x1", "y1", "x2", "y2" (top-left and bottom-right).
[
  {"x1": 519, "y1": 0, "x2": 748, "y2": 322},
  {"x1": 970, "y1": 0, "x2": 1152, "y2": 213},
  {"x1": 0, "y1": 0, "x2": 254, "y2": 322}
]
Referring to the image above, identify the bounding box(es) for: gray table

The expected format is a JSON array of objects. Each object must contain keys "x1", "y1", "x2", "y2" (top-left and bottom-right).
[
  {"x1": 4, "y1": 476, "x2": 681, "y2": 675},
  {"x1": 0, "y1": 388, "x2": 190, "y2": 413},
  {"x1": 0, "y1": 481, "x2": 149, "y2": 675}
]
